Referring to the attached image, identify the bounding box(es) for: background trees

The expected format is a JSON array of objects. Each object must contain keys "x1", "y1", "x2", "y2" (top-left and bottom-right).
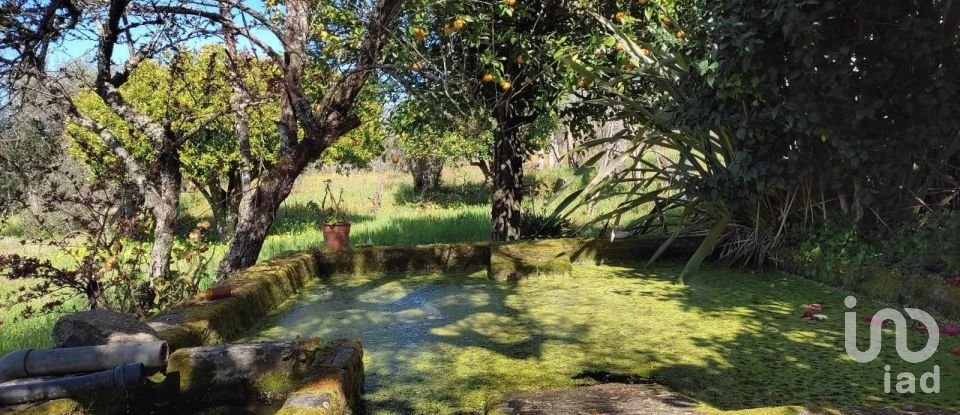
[
  {"x1": 68, "y1": 48, "x2": 281, "y2": 237},
  {"x1": 387, "y1": 0, "x2": 688, "y2": 241},
  {"x1": 386, "y1": 0, "x2": 579, "y2": 240},
  {"x1": 388, "y1": 100, "x2": 492, "y2": 192}
]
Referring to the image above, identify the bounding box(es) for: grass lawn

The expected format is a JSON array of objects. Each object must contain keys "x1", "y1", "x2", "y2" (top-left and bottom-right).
[{"x1": 246, "y1": 263, "x2": 960, "y2": 414}]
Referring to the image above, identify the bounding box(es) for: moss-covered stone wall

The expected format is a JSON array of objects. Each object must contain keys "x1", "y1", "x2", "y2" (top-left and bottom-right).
[
  {"x1": 489, "y1": 236, "x2": 703, "y2": 281},
  {"x1": 149, "y1": 252, "x2": 317, "y2": 349},
  {"x1": 315, "y1": 243, "x2": 490, "y2": 276}
]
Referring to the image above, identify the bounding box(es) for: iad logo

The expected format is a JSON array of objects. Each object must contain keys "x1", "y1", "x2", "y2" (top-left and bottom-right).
[{"x1": 844, "y1": 296, "x2": 940, "y2": 394}]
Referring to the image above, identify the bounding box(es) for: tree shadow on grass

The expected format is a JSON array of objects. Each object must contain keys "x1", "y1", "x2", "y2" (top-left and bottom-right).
[{"x1": 392, "y1": 182, "x2": 490, "y2": 208}]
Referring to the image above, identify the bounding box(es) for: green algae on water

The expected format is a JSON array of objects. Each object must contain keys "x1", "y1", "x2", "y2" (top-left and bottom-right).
[{"x1": 245, "y1": 264, "x2": 960, "y2": 414}]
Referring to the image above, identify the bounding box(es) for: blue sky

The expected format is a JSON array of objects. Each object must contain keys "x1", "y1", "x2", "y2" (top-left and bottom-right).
[{"x1": 46, "y1": 3, "x2": 283, "y2": 71}]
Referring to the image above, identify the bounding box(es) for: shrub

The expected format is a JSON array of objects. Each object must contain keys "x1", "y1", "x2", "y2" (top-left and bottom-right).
[{"x1": 519, "y1": 209, "x2": 576, "y2": 240}]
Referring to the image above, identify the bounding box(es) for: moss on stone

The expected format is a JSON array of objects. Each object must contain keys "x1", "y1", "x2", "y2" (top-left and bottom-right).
[
  {"x1": 150, "y1": 252, "x2": 317, "y2": 348},
  {"x1": 275, "y1": 375, "x2": 347, "y2": 415},
  {"x1": 489, "y1": 239, "x2": 572, "y2": 281},
  {"x1": 777, "y1": 252, "x2": 960, "y2": 322},
  {"x1": 164, "y1": 347, "x2": 218, "y2": 394},
  {"x1": 565, "y1": 236, "x2": 702, "y2": 264},
  {"x1": 909, "y1": 276, "x2": 960, "y2": 321},
  {"x1": 272, "y1": 339, "x2": 364, "y2": 415},
  {"x1": 255, "y1": 370, "x2": 298, "y2": 400},
  {"x1": 8, "y1": 399, "x2": 84, "y2": 415},
  {"x1": 315, "y1": 243, "x2": 489, "y2": 276}
]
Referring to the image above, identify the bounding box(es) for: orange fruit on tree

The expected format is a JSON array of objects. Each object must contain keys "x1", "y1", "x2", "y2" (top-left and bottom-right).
[
  {"x1": 411, "y1": 61, "x2": 422, "y2": 70},
  {"x1": 614, "y1": 11, "x2": 625, "y2": 23},
  {"x1": 624, "y1": 62, "x2": 636, "y2": 70},
  {"x1": 506, "y1": 0, "x2": 517, "y2": 7},
  {"x1": 443, "y1": 24, "x2": 454, "y2": 36},
  {"x1": 675, "y1": 30, "x2": 686, "y2": 40},
  {"x1": 414, "y1": 27, "x2": 426, "y2": 42},
  {"x1": 641, "y1": 48, "x2": 652, "y2": 56},
  {"x1": 615, "y1": 42, "x2": 624, "y2": 51},
  {"x1": 577, "y1": 79, "x2": 587, "y2": 89},
  {"x1": 516, "y1": 55, "x2": 525, "y2": 65},
  {"x1": 661, "y1": 16, "x2": 672, "y2": 25},
  {"x1": 500, "y1": 80, "x2": 512, "y2": 91},
  {"x1": 638, "y1": 0, "x2": 648, "y2": 5},
  {"x1": 483, "y1": 73, "x2": 494, "y2": 82},
  {"x1": 453, "y1": 18, "x2": 465, "y2": 30}
]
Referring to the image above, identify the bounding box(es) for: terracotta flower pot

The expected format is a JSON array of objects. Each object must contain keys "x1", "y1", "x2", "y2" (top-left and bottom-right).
[{"x1": 322, "y1": 222, "x2": 351, "y2": 251}]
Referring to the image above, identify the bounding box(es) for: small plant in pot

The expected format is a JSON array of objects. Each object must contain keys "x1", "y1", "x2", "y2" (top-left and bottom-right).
[{"x1": 310, "y1": 180, "x2": 351, "y2": 251}]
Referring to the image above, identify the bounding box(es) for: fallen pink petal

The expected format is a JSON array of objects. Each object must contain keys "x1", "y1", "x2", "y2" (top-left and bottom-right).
[{"x1": 941, "y1": 324, "x2": 960, "y2": 336}]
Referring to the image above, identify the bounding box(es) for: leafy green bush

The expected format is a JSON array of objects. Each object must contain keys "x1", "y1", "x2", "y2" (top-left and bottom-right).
[
  {"x1": 519, "y1": 208, "x2": 576, "y2": 240},
  {"x1": 557, "y1": 0, "x2": 960, "y2": 275}
]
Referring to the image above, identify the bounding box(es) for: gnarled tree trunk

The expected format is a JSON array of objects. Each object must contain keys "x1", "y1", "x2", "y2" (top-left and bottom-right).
[
  {"x1": 409, "y1": 157, "x2": 444, "y2": 192},
  {"x1": 219, "y1": 153, "x2": 308, "y2": 272},
  {"x1": 194, "y1": 169, "x2": 241, "y2": 237}
]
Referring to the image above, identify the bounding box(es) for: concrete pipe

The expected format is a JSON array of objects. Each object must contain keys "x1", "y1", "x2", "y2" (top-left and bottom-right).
[
  {"x1": 0, "y1": 363, "x2": 145, "y2": 405},
  {"x1": 0, "y1": 341, "x2": 168, "y2": 383}
]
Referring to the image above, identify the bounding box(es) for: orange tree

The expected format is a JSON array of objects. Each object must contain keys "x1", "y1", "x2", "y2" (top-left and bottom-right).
[{"x1": 385, "y1": 0, "x2": 687, "y2": 240}]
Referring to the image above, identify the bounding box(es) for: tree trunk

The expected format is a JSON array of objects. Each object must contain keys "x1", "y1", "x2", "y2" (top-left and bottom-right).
[
  {"x1": 491, "y1": 115, "x2": 524, "y2": 242},
  {"x1": 146, "y1": 150, "x2": 182, "y2": 287},
  {"x1": 217, "y1": 149, "x2": 313, "y2": 274},
  {"x1": 194, "y1": 169, "x2": 241, "y2": 237},
  {"x1": 409, "y1": 157, "x2": 444, "y2": 192}
]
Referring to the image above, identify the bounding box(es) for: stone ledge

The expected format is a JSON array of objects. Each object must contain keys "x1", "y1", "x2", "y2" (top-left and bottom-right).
[
  {"x1": 148, "y1": 252, "x2": 317, "y2": 349},
  {"x1": 133, "y1": 339, "x2": 362, "y2": 415},
  {"x1": 564, "y1": 235, "x2": 703, "y2": 264},
  {"x1": 276, "y1": 340, "x2": 364, "y2": 415},
  {"x1": 489, "y1": 239, "x2": 572, "y2": 281},
  {"x1": 489, "y1": 236, "x2": 703, "y2": 281},
  {"x1": 315, "y1": 243, "x2": 489, "y2": 276}
]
